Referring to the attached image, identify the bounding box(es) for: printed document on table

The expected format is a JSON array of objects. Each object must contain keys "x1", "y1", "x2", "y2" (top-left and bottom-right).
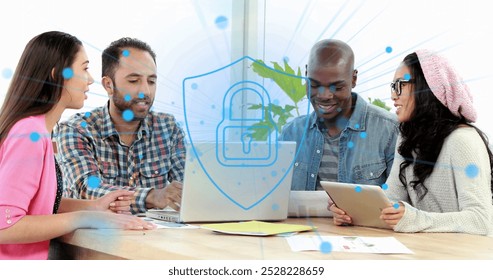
[{"x1": 286, "y1": 235, "x2": 414, "y2": 254}]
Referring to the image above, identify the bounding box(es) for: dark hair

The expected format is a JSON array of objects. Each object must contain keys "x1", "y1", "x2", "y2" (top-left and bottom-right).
[
  {"x1": 101, "y1": 37, "x2": 156, "y2": 80},
  {"x1": 0, "y1": 31, "x2": 82, "y2": 144},
  {"x1": 398, "y1": 52, "x2": 493, "y2": 201}
]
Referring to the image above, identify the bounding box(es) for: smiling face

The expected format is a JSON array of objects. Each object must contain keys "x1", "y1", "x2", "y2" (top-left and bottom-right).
[
  {"x1": 61, "y1": 46, "x2": 94, "y2": 109},
  {"x1": 391, "y1": 63, "x2": 415, "y2": 123},
  {"x1": 306, "y1": 41, "x2": 356, "y2": 127}
]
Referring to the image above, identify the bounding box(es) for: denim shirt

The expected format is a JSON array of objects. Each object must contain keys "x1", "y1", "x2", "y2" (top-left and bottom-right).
[{"x1": 280, "y1": 93, "x2": 399, "y2": 190}]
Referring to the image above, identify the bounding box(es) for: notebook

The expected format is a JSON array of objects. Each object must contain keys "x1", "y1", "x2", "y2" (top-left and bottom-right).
[
  {"x1": 320, "y1": 181, "x2": 393, "y2": 229},
  {"x1": 146, "y1": 141, "x2": 296, "y2": 223}
]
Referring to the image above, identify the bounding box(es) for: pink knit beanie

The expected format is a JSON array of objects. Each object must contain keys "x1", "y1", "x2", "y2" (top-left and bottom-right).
[{"x1": 415, "y1": 49, "x2": 477, "y2": 122}]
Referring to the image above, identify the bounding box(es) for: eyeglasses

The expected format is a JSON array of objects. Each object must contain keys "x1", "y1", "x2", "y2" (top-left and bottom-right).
[{"x1": 390, "y1": 79, "x2": 414, "y2": 96}]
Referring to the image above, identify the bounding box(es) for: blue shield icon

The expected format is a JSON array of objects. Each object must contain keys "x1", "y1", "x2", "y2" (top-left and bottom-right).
[{"x1": 182, "y1": 56, "x2": 311, "y2": 210}]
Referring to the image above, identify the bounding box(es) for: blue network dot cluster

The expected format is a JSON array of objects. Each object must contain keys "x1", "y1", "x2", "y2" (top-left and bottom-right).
[
  {"x1": 320, "y1": 241, "x2": 332, "y2": 254},
  {"x1": 87, "y1": 175, "x2": 101, "y2": 189},
  {"x1": 215, "y1": 16, "x2": 228, "y2": 29},
  {"x1": 122, "y1": 49, "x2": 130, "y2": 57},
  {"x1": 122, "y1": 109, "x2": 134, "y2": 122},
  {"x1": 2, "y1": 68, "x2": 12, "y2": 79},
  {"x1": 62, "y1": 67, "x2": 73, "y2": 79},
  {"x1": 465, "y1": 163, "x2": 479, "y2": 178},
  {"x1": 124, "y1": 94, "x2": 131, "y2": 102},
  {"x1": 403, "y1": 73, "x2": 411, "y2": 80},
  {"x1": 30, "y1": 132, "x2": 40, "y2": 142}
]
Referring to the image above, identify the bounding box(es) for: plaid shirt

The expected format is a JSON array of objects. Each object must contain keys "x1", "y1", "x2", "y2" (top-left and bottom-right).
[{"x1": 56, "y1": 103, "x2": 186, "y2": 213}]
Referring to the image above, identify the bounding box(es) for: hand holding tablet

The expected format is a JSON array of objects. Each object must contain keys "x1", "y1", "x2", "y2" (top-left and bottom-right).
[{"x1": 321, "y1": 181, "x2": 394, "y2": 229}]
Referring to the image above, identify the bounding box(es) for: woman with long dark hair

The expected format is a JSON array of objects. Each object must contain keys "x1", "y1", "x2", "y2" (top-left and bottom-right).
[
  {"x1": 331, "y1": 50, "x2": 493, "y2": 235},
  {"x1": 0, "y1": 31, "x2": 154, "y2": 260}
]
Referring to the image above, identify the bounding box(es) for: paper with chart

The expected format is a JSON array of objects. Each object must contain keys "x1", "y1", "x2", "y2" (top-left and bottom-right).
[{"x1": 286, "y1": 235, "x2": 414, "y2": 254}]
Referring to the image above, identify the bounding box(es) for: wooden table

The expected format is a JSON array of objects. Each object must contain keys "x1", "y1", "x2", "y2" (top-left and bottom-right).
[{"x1": 52, "y1": 218, "x2": 493, "y2": 259}]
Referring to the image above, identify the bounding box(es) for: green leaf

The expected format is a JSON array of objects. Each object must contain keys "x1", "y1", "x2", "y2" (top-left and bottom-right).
[
  {"x1": 369, "y1": 97, "x2": 391, "y2": 111},
  {"x1": 251, "y1": 59, "x2": 306, "y2": 104}
]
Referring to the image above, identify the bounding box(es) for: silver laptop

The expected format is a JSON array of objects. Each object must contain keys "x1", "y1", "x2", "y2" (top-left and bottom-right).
[{"x1": 146, "y1": 141, "x2": 296, "y2": 223}]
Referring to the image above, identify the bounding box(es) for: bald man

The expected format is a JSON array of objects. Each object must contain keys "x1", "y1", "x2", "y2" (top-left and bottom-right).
[{"x1": 280, "y1": 39, "x2": 398, "y2": 191}]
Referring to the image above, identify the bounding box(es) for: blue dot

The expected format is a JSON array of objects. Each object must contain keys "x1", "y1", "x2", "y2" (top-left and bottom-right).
[
  {"x1": 354, "y1": 124, "x2": 360, "y2": 129},
  {"x1": 81, "y1": 121, "x2": 87, "y2": 128},
  {"x1": 30, "y1": 132, "x2": 40, "y2": 142},
  {"x1": 122, "y1": 49, "x2": 130, "y2": 57},
  {"x1": 139, "y1": 154, "x2": 144, "y2": 160},
  {"x1": 62, "y1": 68, "x2": 73, "y2": 79},
  {"x1": 381, "y1": 183, "x2": 388, "y2": 190},
  {"x1": 122, "y1": 109, "x2": 134, "y2": 122},
  {"x1": 271, "y1": 170, "x2": 277, "y2": 177},
  {"x1": 354, "y1": 186, "x2": 362, "y2": 193},
  {"x1": 393, "y1": 203, "x2": 400, "y2": 209},
  {"x1": 200, "y1": 120, "x2": 204, "y2": 125},
  {"x1": 237, "y1": 182, "x2": 241, "y2": 186},
  {"x1": 262, "y1": 177, "x2": 266, "y2": 181},
  {"x1": 360, "y1": 132, "x2": 367, "y2": 139},
  {"x1": 347, "y1": 141, "x2": 354, "y2": 149},
  {"x1": 84, "y1": 112, "x2": 91, "y2": 118},
  {"x1": 336, "y1": 107, "x2": 342, "y2": 112},
  {"x1": 211, "y1": 104, "x2": 216, "y2": 109},
  {"x1": 87, "y1": 175, "x2": 101, "y2": 189},
  {"x1": 329, "y1": 85, "x2": 337, "y2": 93},
  {"x1": 138, "y1": 92, "x2": 144, "y2": 99},
  {"x1": 273, "y1": 99, "x2": 280, "y2": 105},
  {"x1": 385, "y1": 46, "x2": 393, "y2": 53},
  {"x1": 215, "y1": 16, "x2": 228, "y2": 29},
  {"x1": 124, "y1": 94, "x2": 131, "y2": 102},
  {"x1": 465, "y1": 164, "x2": 479, "y2": 178},
  {"x1": 272, "y1": 203, "x2": 280, "y2": 211},
  {"x1": 283, "y1": 56, "x2": 289, "y2": 63},
  {"x1": 2, "y1": 68, "x2": 12, "y2": 79},
  {"x1": 320, "y1": 241, "x2": 332, "y2": 254},
  {"x1": 191, "y1": 83, "x2": 198, "y2": 90},
  {"x1": 404, "y1": 73, "x2": 411, "y2": 80}
]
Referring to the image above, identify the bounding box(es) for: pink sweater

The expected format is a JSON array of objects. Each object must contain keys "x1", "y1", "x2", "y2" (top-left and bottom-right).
[{"x1": 0, "y1": 115, "x2": 56, "y2": 260}]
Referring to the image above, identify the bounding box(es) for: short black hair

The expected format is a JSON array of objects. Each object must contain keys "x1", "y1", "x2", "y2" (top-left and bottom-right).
[{"x1": 101, "y1": 37, "x2": 156, "y2": 79}]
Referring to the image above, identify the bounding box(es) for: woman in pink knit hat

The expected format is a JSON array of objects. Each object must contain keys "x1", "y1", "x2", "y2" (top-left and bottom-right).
[
  {"x1": 332, "y1": 50, "x2": 493, "y2": 235},
  {"x1": 0, "y1": 31, "x2": 155, "y2": 260}
]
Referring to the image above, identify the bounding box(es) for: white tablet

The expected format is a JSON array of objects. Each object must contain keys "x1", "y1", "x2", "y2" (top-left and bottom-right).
[{"x1": 320, "y1": 181, "x2": 393, "y2": 229}]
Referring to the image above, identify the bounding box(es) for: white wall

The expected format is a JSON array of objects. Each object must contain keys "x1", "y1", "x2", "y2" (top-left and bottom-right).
[{"x1": 1, "y1": 0, "x2": 492, "y2": 138}]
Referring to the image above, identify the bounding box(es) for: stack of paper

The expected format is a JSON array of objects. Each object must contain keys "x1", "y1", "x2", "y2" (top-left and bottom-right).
[{"x1": 201, "y1": 221, "x2": 315, "y2": 236}]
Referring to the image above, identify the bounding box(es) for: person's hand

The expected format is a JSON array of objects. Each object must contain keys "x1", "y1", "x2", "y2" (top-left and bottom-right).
[
  {"x1": 328, "y1": 203, "x2": 353, "y2": 226},
  {"x1": 146, "y1": 181, "x2": 183, "y2": 211},
  {"x1": 91, "y1": 189, "x2": 135, "y2": 214},
  {"x1": 380, "y1": 202, "x2": 405, "y2": 229},
  {"x1": 77, "y1": 211, "x2": 156, "y2": 230}
]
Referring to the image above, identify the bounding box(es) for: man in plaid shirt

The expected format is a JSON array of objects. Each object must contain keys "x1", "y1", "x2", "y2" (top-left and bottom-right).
[{"x1": 56, "y1": 38, "x2": 185, "y2": 214}]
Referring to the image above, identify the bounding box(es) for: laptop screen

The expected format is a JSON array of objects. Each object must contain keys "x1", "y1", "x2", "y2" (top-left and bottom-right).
[{"x1": 178, "y1": 141, "x2": 296, "y2": 223}]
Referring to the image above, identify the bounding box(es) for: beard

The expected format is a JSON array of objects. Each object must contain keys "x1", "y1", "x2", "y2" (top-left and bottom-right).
[{"x1": 112, "y1": 84, "x2": 153, "y2": 122}]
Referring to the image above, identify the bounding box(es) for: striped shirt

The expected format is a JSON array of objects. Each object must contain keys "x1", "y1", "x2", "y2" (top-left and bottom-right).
[
  {"x1": 55, "y1": 103, "x2": 186, "y2": 213},
  {"x1": 316, "y1": 132, "x2": 340, "y2": 190}
]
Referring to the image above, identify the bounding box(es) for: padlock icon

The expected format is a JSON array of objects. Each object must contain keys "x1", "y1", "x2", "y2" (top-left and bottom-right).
[{"x1": 216, "y1": 80, "x2": 278, "y2": 167}]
